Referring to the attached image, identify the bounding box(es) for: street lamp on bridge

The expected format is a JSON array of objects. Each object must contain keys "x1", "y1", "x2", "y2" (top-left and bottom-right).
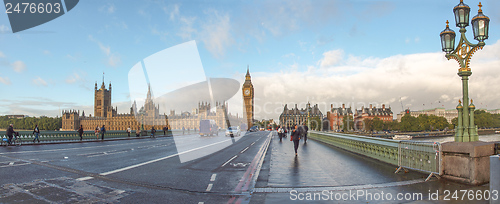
[{"x1": 440, "y1": 0, "x2": 490, "y2": 142}]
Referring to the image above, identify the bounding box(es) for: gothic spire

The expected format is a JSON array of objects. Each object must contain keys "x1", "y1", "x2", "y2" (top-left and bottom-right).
[
  {"x1": 245, "y1": 65, "x2": 251, "y2": 81},
  {"x1": 146, "y1": 83, "x2": 152, "y2": 102}
]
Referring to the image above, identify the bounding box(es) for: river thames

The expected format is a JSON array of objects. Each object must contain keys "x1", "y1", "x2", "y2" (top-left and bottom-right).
[{"x1": 413, "y1": 134, "x2": 500, "y2": 143}]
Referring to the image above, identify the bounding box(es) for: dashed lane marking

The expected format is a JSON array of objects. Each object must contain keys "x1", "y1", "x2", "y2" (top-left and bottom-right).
[
  {"x1": 221, "y1": 155, "x2": 238, "y2": 167},
  {"x1": 240, "y1": 147, "x2": 249, "y2": 154},
  {"x1": 210, "y1": 174, "x2": 217, "y2": 182},
  {"x1": 206, "y1": 183, "x2": 213, "y2": 192}
]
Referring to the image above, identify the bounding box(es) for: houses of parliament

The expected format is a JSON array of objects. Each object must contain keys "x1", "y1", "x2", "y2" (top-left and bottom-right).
[{"x1": 62, "y1": 69, "x2": 254, "y2": 131}]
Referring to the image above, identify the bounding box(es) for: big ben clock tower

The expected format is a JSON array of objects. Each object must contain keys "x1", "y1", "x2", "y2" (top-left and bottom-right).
[{"x1": 242, "y1": 66, "x2": 254, "y2": 130}]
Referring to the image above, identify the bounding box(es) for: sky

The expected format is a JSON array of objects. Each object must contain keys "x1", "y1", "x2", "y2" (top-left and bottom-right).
[{"x1": 0, "y1": 0, "x2": 499, "y2": 122}]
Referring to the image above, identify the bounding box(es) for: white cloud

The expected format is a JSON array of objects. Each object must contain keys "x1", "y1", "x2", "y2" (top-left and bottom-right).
[
  {"x1": 0, "y1": 51, "x2": 5, "y2": 58},
  {"x1": 108, "y1": 54, "x2": 121, "y2": 67},
  {"x1": 100, "y1": 3, "x2": 115, "y2": 14},
  {"x1": 177, "y1": 16, "x2": 196, "y2": 40},
  {"x1": 0, "y1": 25, "x2": 9, "y2": 33},
  {"x1": 167, "y1": 4, "x2": 180, "y2": 21},
  {"x1": 88, "y1": 35, "x2": 121, "y2": 67},
  {"x1": 66, "y1": 73, "x2": 82, "y2": 84},
  {"x1": 0, "y1": 75, "x2": 11, "y2": 85},
  {"x1": 11, "y1": 61, "x2": 26, "y2": 73},
  {"x1": 318, "y1": 49, "x2": 344, "y2": 68},
  {"x1": 249, "y1": 40, "x2": 500, "y2": 121},
  {"x1": 42, "y1": 50, "x2": 51, "y2": 55},
  {"x1": 200, "y1": 10, "x2": 234, "y2": 58},
  {"x1": 33, "y1": 76, "x2": 48, "y2": 86}
]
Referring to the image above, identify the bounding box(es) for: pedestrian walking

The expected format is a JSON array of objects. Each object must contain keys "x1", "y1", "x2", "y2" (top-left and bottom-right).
[
  {"x1": 304, "y1": 124, "x2": 309, "y2": 143},
  {"x1": 301, "y1": 123, "x2": 309, "y2": 144},
  {"x1": 151, "y1": 126, "x2": 156, "y2": 138},
  {"x1": 278, "y1": 126, "x2": 284, "y2": 142},
  {"x1": 163, "y1": 126, "x2": 167, "y2": 135},
  {"x1": 6, "y1": 124, "x2": 16, "y2": 145},
  {"x1": 136, "y1": 126, "x2": 141, "y2": 137},
  {"x1": 182, "y1": 126, "x2": 185, "y2": 135},
  {"x1": 33, "y1": 124, "x2": 40, "y2": 143},
  {"x1": 77, "y1": 125, "x2": 84, "y2": 141},
  {"x1": 127, "y1": 126, "x2": 131, "y2": 137},
  {"x1": 291, "y1": 124, "x2": 301, "y2": 156},
  {"x1": 95, "y1": 126, "x2": 100, "y2": 139},
  {"x1": 100, "y1": 125, "x2": 106, "y2": 140}
]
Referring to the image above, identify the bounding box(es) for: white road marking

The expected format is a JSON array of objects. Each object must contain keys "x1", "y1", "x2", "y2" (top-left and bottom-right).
[
  {"x1": 250, "y1": 142, "x2": 255, "y2": 146},
  {"x1": 240, "y1": 147, "x2": 249, "y2": 154},
  {"x1": 0, "y1": 139, "x2": 163, "y2": 155},
  {"x1": 221, "y1": 155, "x2": 238, "y2": 167},
  {"x1": 77, "y1": 176, "x2": 93, "y2": 181},
  {"x1": 0, "y1": 163, "x2": 30, "y2": 168},
  {"x1": 206, "y1": 183, "x2": 213, "y2": 191},
  {"x1": 9, "y1": 162, "x2": 14, "y2": 166},
  {"x1": 198, "y1": 202, "x2": 204, "y2": 204},
  {"x1": 99, "y1": 139, "x2": 232, "y2": 176},
  {"x1": 210, "y1": 174, "x2": 217, "y2": 182}
]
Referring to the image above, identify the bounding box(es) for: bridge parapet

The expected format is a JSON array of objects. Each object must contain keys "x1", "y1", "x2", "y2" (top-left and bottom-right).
[{"x1": 309, "y1": 131, "x2": 441, "y2": 181}]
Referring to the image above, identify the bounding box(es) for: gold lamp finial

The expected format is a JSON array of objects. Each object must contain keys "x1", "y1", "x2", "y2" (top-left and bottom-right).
[
  {"x1": 446, "y1": 20, "x2": 449, "y2": 28},
  {"x1": 478, "y1": 2, "x2": 482, "y2": 12},
  {"x1": 459, "y1": 99, "x2": 462, "y2": 104}
]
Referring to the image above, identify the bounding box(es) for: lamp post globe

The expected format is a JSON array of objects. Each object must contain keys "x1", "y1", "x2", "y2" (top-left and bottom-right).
[
  {"x1": 453, "y1": 0, "x2": 470, "y2": 28},
  {"x1": 440, "y1": 20, "x2": 456, "y2": 54},
  {"x1": 440, "y1": 1, "x2": 490, "y2": 142},
  {"x1": 471, "y1": 2, "x2": 490, "y2": 43}
]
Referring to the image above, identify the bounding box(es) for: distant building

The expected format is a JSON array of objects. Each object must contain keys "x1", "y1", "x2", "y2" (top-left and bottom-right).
[
  {"x1": 6, "y1": 115, "x2": 26, "y2": 119},
  {"x1": 62, "y1": 81, "x2": 166, "y2": 131},
  {"x1": 326, "y1": 104, "x2": 353, "y2": 131},
  {"x1": 396, "y1": 108, "x2": 457, "y2": 123},
  {"x1": 279, "y1": 103, "x2": 323, "y2": 128},
  {"x1": 354, "y1": 104, "x2": 393, "y2": 129},
  {"x1": 167, "y1": 101, "x2": 242, "y2": 130},
  {"x1": 62, "y1": 79, "x2": 243, "y2": 131},
  {"x1": 326, "y1": 104, "x2": 392, "y2": 131}
]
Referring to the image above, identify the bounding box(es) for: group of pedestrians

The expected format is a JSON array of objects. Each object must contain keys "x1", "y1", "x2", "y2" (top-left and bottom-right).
[
  {"x1": 4, "y1": 124, "x2": 169, "y2": 145},
  {"x1": 93, "y1": 125, "x2": 107, "y2": 140},
  {"x1": 277, "y1": 123, "x2": 308, "y2": 156}
]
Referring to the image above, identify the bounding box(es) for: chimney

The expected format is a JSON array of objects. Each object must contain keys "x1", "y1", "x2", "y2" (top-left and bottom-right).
[
  {"x1": 382, "y1": 104, "x2": 385, "y2": 109},
  {"x1": 331, "y1": 104, "x2": 333, "y2": 109},
  {"x1": 369, "y1": 104, "x2": 372, "y2": 109},
  {"x1": 342, "y1": 104, "x2": 345, "y2": 109}
]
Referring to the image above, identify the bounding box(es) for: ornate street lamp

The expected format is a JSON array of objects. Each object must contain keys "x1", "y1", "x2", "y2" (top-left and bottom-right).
[{"x1": 440, "y1": 1, "x2": 490, "y2": 142}]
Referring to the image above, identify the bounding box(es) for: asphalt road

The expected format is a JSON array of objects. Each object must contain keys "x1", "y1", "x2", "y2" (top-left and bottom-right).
[{"x1": 0, "y1": 131, "x2": 271, "y2": 203}]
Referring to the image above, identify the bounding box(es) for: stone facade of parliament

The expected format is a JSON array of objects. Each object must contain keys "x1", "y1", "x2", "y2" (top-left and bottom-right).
[{"x1": 62, "y1": 81, "x2": 242, "y2": 131}]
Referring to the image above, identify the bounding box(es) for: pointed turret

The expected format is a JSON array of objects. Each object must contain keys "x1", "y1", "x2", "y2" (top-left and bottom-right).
[{"x1": 245, "y1": 65, "x2": 251, "y2": 81}]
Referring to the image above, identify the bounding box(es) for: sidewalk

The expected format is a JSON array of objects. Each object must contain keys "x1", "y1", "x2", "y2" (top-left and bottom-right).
[{"x1": 251, "y1": 134, "x2": 490, "y2": 203}]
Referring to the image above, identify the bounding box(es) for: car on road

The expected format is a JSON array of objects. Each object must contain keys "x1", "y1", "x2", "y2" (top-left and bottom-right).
[
  {"x1": 200, "y1": 119, "x2": 218, "y2": 136},
  {"x1": 249, "y1": 126, "x2": 259, "y2": 132},
  {"x1": 225, "y1": 126, "x2": 241, "y2": 137}
]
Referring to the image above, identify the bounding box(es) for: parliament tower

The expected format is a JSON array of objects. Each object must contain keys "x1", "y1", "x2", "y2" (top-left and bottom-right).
[{"x1": 242, "y1": 66, "x2": 254, "y2": 129}]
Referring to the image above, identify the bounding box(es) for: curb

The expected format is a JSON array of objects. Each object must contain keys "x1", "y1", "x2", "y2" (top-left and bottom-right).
[{"x1": 8, "y1": 134, "x2": 174, "y2": 146}]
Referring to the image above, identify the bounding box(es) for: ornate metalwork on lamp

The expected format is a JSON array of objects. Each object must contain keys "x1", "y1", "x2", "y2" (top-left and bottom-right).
[{"x1": 440, "y1": 1, "x2": 490, "y2": 142}]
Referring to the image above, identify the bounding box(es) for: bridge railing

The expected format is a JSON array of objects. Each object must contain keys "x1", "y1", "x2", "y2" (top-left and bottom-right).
[
  {"x1": 1, "y1": 130, "x2": 173, "y2": 143},
  {"x1": 396, "y1": 141, "x2": 441, "y2": 181},
  {"x1": 309, "y1": 131, "x2": 442, "y2": 181}
]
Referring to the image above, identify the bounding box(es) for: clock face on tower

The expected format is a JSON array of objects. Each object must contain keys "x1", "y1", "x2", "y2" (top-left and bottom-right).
[{"x1": 244, "y1": 89, "x2": 250, "y2": 96}]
